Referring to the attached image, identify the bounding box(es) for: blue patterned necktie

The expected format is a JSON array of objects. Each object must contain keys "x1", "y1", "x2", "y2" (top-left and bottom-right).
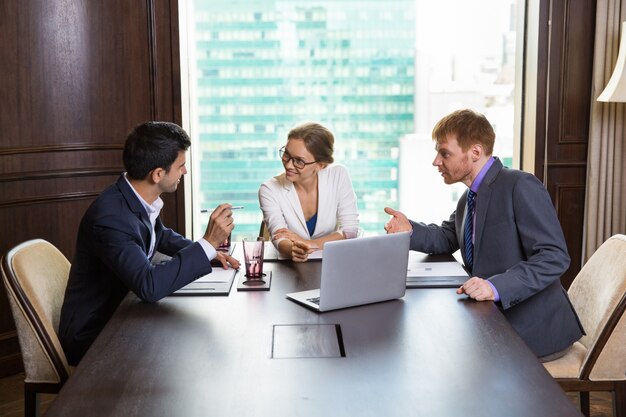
[{"x1": 464, "y1": 189, "x2": 476, "y2": 271}]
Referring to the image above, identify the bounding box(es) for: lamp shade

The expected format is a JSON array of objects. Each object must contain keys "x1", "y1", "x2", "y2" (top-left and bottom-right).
[{"x1": 598, "y1": 22, "x2": 626, "y2": 102}]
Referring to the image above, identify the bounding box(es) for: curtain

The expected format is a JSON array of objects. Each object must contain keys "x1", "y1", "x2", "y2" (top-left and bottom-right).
[{"x1": 584, "y1": 0, "x2": 626, "y2": 261}]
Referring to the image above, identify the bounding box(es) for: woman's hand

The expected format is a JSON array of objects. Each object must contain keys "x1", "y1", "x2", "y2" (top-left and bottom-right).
[
  {"x1": 272, "y1": 228, "x2": 301, "y2": 243},
  {"x1": 291, "y1": 240, "x2": 319, "y2": 263},
  {"x1": 272, "y1": 228, "x2": 321, "y2": 262}
]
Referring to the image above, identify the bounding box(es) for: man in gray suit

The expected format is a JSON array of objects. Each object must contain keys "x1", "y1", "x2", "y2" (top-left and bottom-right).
[{"x1": 384, "y1": 109, "x2": 584, "y2": 361}]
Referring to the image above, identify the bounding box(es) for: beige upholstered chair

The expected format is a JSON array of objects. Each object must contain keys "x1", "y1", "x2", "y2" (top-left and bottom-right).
[
  {"x1": 1, "y1": 239, "x2": 72, "y2": 417},
  {"x1": 543, "y1": 234, "x2": 626, "y2": 417},
  {"x1": 259, "y1": 220, "x2": 271, "y2": 241}
]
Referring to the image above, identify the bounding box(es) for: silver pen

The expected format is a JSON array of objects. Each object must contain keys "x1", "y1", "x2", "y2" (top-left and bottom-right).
[{"x1": 200, "y1": 206, "x2": 244, "y2": 213}]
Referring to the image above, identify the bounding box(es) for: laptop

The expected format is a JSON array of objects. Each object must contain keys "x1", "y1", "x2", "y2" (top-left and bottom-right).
[{"x1": 286, "y1": 232, "x2": 411, "y2": 312}]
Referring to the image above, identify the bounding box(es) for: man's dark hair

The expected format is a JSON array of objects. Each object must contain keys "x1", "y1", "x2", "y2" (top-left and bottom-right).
[{"x1": 123, "y1": 121, "x2": 191, "y2": 180}]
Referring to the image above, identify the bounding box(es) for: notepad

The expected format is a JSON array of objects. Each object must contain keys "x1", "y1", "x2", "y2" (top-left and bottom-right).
[
  {"x1": 172, "y1": 267, "x2": 238, "y2": 296},
  {"x1": 405, "y1": 252, "x2": 468, "y2": 288}
]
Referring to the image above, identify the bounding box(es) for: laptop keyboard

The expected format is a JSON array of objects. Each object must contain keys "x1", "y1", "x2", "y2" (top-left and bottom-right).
[{"x1": 307, "y1": 297, "x2": 320, "y2": 305}]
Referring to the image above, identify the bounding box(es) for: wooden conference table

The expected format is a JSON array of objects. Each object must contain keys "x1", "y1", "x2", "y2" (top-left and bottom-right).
[{"x1": 45, "y1": 248, "x2": 582, "y2": 417}]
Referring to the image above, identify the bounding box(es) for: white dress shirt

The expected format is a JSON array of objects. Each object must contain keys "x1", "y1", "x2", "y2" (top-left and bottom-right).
[{"x1": 123, "y1": 173, "x2": 216, "y2": 261}]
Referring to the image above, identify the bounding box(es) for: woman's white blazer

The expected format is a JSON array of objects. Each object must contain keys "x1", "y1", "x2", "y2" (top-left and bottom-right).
[{"x1": 258, "y1": 164, "x2": 359, "y2": 246}]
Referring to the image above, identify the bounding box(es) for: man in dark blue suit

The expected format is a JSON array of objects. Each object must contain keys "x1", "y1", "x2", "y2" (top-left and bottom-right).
[
  {"x1": 384, "y1": 109, "x2": 584, "y2": 361},
  {"x1": 59, "y1": 121, "x2": 240, "y2": 365}
]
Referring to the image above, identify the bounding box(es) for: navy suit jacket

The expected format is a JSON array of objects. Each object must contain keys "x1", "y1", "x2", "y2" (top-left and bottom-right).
[
  {"x1": 408, "y1": 158, "x2": 584, "y2": 357},
  {"x1": 59, "y1": 175, "x2": 213, "y2": 365}
]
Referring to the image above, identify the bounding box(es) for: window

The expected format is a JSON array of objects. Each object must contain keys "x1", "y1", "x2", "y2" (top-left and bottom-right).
[{"x1": 181, "y1": 0, "x2": 520, "y2": 240}]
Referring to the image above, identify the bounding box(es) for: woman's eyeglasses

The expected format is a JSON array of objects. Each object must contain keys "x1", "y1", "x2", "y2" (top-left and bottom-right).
[{"x1": 279, "y1": 146, "x2": 317, "y2": 170}]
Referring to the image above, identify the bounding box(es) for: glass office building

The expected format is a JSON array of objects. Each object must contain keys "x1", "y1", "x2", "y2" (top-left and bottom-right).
[{"x1": 189, "y1": 0, "x2": 416, "y2": 239}]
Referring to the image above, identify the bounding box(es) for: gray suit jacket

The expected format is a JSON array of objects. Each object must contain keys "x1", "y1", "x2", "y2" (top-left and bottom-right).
[{"x1": 409, "y1": 158, "x2": 584, "y2": 357}]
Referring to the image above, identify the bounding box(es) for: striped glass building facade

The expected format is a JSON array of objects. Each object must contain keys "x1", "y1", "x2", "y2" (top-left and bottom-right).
[{"x1": 190, "y1": 0, "x2": 416, "y2": 239}]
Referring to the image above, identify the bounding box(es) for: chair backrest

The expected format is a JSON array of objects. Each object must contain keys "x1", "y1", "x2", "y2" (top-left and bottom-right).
[
  {"x1": 1, "y1": 239, "x2": 71, "y2": 384},
  {"x1": 567, "y1": 234, "x2": 626, "y2": 380},
  {"x1": 259, "y1": 220, "x2": 271, "y2": 241}
]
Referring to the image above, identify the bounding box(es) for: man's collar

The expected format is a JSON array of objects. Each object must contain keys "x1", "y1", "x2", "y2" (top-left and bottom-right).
[
  {"x1": 470, "y1": 156, "x2": 496, "y2": 192},
  {"x1": 122, "y1": 173, "x2": 163, "y2": 214}
]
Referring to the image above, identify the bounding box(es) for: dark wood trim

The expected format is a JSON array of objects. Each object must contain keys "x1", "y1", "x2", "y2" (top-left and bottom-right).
[
  {"x1": 560, "y1": 135, "x2": 588, "y2": 144},
  {"x1": 0, "y1": 332, "x2": 22, "y2": 377},
  {"x1": 532, "y1": 0, "x2": 551, "y2": 180},
  {"x1": 168, "y1": 0, "x2": 182, "y2": 125},
  {"x1": 534, "y1": 0, "x2": 595, "y2": 288},
  {"x1": 0, "y1": 330, "x2": 18, "y2": 341},
  {"x1": 0, "y1": 144, "x2": 123, "y2": 156},
  {"x1": 0, "y1": 192, "x2": 101, "y2": 208},
  {"x1": 0, "y1": 168, "x2": 121, "y2": 182},
  {"x1": 553, "y1": 183, "x2": 584, "y2": 215},
  {"x1": 544, "y1": 161, "x2": 588, "y2": 168},
  {"x1": 518, "y1": 0, "x2": 528, "y2": 165},
  {"x1": 147, "y1": 0, "x2": 159, "y2": 120},
  {"x1": 163, "y1": 0, "x2": 185, "y2": 233},
  {"x1": 617, "y1": 382, "x2": 626, "y2": 417},
  {"x1": 0, "y1": 0, "x2": 185, "y2": 377},
  {"x1": 0, "y1": 352, "x2": 23, "y2": 378}
]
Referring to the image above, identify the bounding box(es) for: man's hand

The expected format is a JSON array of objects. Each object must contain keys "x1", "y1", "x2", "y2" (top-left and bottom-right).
[
  {"x1": 291, "y1": 240, "x2": 319, "y2": 263},
  {"x1": 213, "y1": 251, "x2": 240, "y2": 269},
  {"x1": 203, "y1": 204, "x2": 235, "y2": 249},
  {"x1": 456, "y1": 277, "x2": 495, "y2": 301},
  {"x1": 383, "y1": 207, "x2": 412, "y2": 234}
]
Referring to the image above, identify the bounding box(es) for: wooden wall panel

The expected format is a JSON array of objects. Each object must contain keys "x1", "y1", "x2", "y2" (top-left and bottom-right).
[
  {"x1": 534, "y1": 0, "x2": 596, "y2": 288},
  {"x1": 0, "y1": 0, "x2": 182, "y2": 376}
]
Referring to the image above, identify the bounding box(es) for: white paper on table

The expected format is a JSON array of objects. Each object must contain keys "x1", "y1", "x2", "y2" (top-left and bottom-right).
[
  {"x1": 264, "y1": 242, "x2": 287, "y2": 260},
  {"x1": 194, "y1": 267, "x2": 238, "y2": 283},
  {"x1": 407, "y1": 260, "x2": 468, "y2": 278},
  {"x1": 264, "y1": 242, "x2": 323, "y2": 260}
]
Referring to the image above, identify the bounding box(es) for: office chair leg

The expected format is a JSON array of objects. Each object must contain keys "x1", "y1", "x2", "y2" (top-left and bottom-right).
[
  {"x1": 614, "y1": 381, "x2": 626, "y2": 417},
  {"x1": 579, "y1": 391, "x2": 590, "y2": 417},
  {"x1": 24, "y1": 384, "x2": 40, "y2": 417}
]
